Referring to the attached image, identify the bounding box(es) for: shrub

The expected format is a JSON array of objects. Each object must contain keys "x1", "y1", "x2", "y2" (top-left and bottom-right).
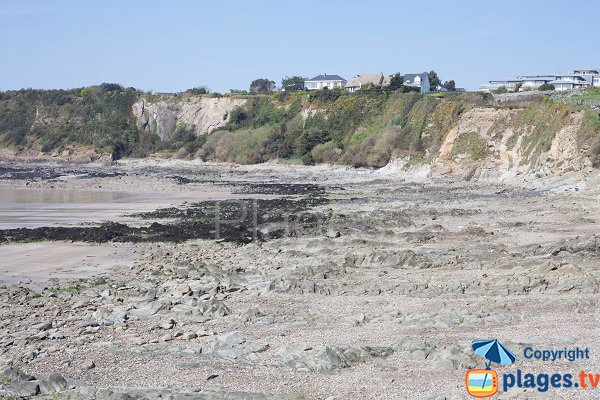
[
  {"x1": 311, "y1": 141, "x2": 341, "y2": 164},
  {"x1": 538, "y1": 83, "x2": 555, "y2": 91},
  {"x1": 450, "y1": 131, "x2": 488, "y2": 160},
  {"x1": 495, "y1": 86, "x2": 508, "y2": 94}
]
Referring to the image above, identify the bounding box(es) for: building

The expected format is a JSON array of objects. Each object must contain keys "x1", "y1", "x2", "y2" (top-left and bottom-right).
[
  {"x1": 345, "y1": 73, "x2": 385, "y2": 93},
  {"x1": 481, "y1": 69, "x2": 600, "y2": 92},
  {"x1": 403, "y1": 73, "x2": 431, "y2": 93},
  {"x1": 518, "y1": 75, "x2": 556, "y2": 89},
  {"x1": 304, "y1": 74, "x2": 346, "y2": 90},
  {"x1": 548, "y1": 74, "x2": 589, "y2": 91},
  {"x1": 479, "y1": 80, "x2": 523, "y2": 93}
]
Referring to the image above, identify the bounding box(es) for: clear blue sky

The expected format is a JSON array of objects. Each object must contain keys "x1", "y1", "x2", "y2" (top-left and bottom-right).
[{"x1": 1, "y1": 0, "x2": 599, "y2": 92}]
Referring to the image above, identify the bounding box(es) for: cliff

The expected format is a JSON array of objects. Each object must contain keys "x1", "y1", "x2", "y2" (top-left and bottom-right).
[
  {"x1": 132, "y1": 95, "x2": 246, "y2": 140},
  {"x1": 0, "y1": 85, "x2": 599, "y2": 186}
]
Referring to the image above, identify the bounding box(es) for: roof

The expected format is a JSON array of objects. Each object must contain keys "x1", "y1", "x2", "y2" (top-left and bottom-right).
[
  {"x1": 550, "y1": 80, "x2": 586, "y2": 85},
  {"x1": 345, "y1": 73, "x2": 384, "y2": 88},
  {"x1": 306, "y1": 74, "x2": 346, "y2": 82},
  {"x1": 489, "y1": 79, "x2": 523, "y2": 84},
  {"x1": 572, "y1": 69, "x2": 600, "y2": 74},
  {"x1": 555, "y1": 74, "x2": 587, "y2": 80},
  {"x1": 403, "y1": 73, "x2": 429, "y2": 85},
  {"x1": 519, "y1": 76, "x2": 557, "y2": 81}
]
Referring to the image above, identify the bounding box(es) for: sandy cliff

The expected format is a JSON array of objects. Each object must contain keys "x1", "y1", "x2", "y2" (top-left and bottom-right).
[{"x1": 132, "y1": 96, "x2": 246, "y2": 140}]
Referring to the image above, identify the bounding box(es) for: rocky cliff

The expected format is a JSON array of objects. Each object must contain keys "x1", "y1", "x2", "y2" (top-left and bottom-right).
[
  {"x1": 132, "y1": 95, "x2": 246, "y2": 140},
  {"x1": 428, "y1": 107, "x2": 592, "y2": 182}
]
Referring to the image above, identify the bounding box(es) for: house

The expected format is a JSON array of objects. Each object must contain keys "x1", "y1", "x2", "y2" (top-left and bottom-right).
[
  {"x1": 403, "y1": 73, "x2": 431, "y2": 93},
  {"x1": 304, "y1": 74, "x2": 346, "y2": 90},
  {"x1": 481, "y1": 68, "x2": 600, "y2": 92},
  {"x1": 479, "y1": 79, "x2": 523, "y2": 93},
  {"x1": 345, "y1": 73, "x2": 385, "y2": 92},
  {"x1": 518, "y1": 75, "x2": 556, "y2": 89},
  {"x1": 549, "y1": 74, "x2": 589, "y2": 91}
]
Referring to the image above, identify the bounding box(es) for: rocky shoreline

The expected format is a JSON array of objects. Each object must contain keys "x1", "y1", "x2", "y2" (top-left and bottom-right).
[{"x1": 1, "y1": 162, "x2": 600, "y2": 399}]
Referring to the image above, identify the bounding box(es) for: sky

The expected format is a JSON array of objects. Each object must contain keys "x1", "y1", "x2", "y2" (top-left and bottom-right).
[{"x1": 1, "y1": 0, "x2": 599, "y2": 92}]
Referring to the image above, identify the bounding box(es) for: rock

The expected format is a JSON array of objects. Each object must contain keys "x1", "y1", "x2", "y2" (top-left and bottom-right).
[
  {"x1": 6, "y1": 380, "x2": 40, "y2": 397},
  {"x1": 217, "y1": 331, "x2": 245, "y2": 346},
  {"x1": 82, "y1": 359, "x2": 96, "y2": 370},
  {"x1": 160, "y1": 319, "x2": 175, "y2": 330},
  {"x1": 182, "y1": 332, "x2": 198, "y2": 340},
  {"x1": 32, "y1": 320, "x2": 53, "y2": 331},
  {"x1": 326, "y1": 229, "x2": 341, "y2": 238},
  {"x1": 51, "y1": 332, "x2": 66, "y2": 340},
  {"x1": 160, "y1": 333, "x2": 173, "y2": 342},
  {"x1": 1, "y1": 367, "x2": 35, "y2": 383},
  {"x1": 39, "y1": 373, "x2": 68, "y2": 394}
]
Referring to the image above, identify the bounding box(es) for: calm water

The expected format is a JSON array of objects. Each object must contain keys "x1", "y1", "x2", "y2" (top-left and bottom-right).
[{"x1": 0, "y1": 185, "x2": 201, "y2": 228}]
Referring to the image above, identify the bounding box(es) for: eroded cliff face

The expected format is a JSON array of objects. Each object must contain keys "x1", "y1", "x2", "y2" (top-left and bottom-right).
[
  {"x1": 132, "y1": 96, "x2": 246, "y2": 140},
  {"x1": 427, "y1": 107, "x2": 593, "y2": 185}
]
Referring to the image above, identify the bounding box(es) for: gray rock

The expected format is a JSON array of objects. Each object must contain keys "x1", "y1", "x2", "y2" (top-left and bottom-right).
[
  {"x1": 1, "y1": 367, "x2": 35, "y2": 383},
  {"x1": 39, "y1": 373, "x2": 68, "y2": 394},
  {"x1": 82, "y1": 359, "x2": 96, "y2": 370},
  {"x1": 182, "y1": 332, "x2": 198, "y2": 340},
  {"x1": 326, "y1": 229, "x2": 341, "y2": 238},
  {"x1": 217, "y1": 331, "x2": 245, "y2": 346},
  {"x1": 6, "y1": 380, "x2": 40, "y2": 396}
]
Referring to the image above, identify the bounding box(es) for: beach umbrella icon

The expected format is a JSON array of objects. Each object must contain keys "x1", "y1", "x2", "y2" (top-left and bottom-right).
[
  {"x1": 471, "y1": 339, "x2": 516, "y2": 391},
  {"x1": 472, "y1": 339, "x2": 516, "y2": 368}
]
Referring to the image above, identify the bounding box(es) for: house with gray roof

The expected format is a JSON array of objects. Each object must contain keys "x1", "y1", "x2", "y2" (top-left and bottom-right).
[
  {"x1": 402, "y1": 73, "x2": 431, "y2": 93},
  {"x1": 304, "y1": 74, "x2": 346, "y2": 90}
]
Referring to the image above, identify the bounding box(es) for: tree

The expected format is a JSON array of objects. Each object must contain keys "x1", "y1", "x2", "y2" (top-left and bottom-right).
[
  {"x1": 387, "y1": 73, "x2": 404, "y2": 91},
  {"x1": 428, "y1": 71, "x2": 441, "y2": 90},
  {"x1": 538, "y1": 83, "x2": 555, "y2": 91},
  {"x1": 442, "y1": 80, "x2": 456, "y2": 91},
  {"x1": 249, "y1": 78, "x2": 276, "y2": 93},
  {"x1": 513, "y1": 82, "x2": 523, "y2": 93},
  {"x1": 495, "y1": 86, "x2": 508, "y2": 94},
  {"x1": 185, "y1": 87, "x2": 208, "y2": 95},
  {"x1": 282, "y1": 76, "x2": 305, "y2": 92}
]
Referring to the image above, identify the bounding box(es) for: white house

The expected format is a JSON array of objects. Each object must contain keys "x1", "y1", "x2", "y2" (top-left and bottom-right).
[
  {"x1": 518, "y1": 75, "x2": 555, "y2": 89},
  {"x1": 403, "y1": 73, "x2": 431, "y2": 93},
  {"x1": 304, "y1": 74, "x2": 346, "y2": 90},
  {"x1": 549, "y1": 74, "x2": 589, "y2": 91},
  {"x1": 479, "y1": 79, "x2": 523, "y2": 93},
  {"x1": 482, "y1": 68, "x2": 600, "y2": 92},
  {"x1": 345, "y1": 73, "x2": 385, "y2": 92}
]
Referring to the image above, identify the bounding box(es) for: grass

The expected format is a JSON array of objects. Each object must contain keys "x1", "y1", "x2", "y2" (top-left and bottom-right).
[
  {"x1": 551, "y1": 87, "x2": 600, "y2": 107},
  {"x1": 450, "y1": 131, "x2": 488, "y2": 161},
  {"x1": 516, "y1": 103, "x2": 571, "y2": 164}
]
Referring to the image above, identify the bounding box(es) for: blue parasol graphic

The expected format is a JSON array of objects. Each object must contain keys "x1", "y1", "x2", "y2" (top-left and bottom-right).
[{"x1": 472, "y1": 339, "x2": 516, "y2": 389}]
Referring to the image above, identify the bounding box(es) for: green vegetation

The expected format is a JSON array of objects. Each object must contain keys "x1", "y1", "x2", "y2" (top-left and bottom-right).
[
  {"x1": 0, "y1": 84, "x2": 145, "y2": 158},
  {"x1": 1, "y1": 82, "x2": 597, "y2": 170},
  {"x1": 517, "y1": 102, "x2": 571, "y2": 164},
  {"x1": 450, "y1": 131, "x2": 488, "y2": 160},
  {"x1": 538, "y1": 83, "x2": 555, "y2": 91},
  {"x1": 428, "y1": 71, "x2": 441, "y2": 90},
  {"x1": 249, "y1": 78, "x2": 276, "y2": 93},
  {"x1": 495, "y1": 86, "x2": 508, "y2": 94},
  {"x1": 443, "y1": 80, "x2": 456, "y2": 91},
  {"x1": 198, "y1": 89, "x2": 489, "y2": 167},
  {"x1": 282, "y1": 76, "x2": 305, "y2": 92}
]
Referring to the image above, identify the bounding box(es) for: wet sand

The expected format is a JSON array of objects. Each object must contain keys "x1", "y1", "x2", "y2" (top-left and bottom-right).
[{"x1": 0, "y1": 242, "x2": 137, "y2": 286}]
